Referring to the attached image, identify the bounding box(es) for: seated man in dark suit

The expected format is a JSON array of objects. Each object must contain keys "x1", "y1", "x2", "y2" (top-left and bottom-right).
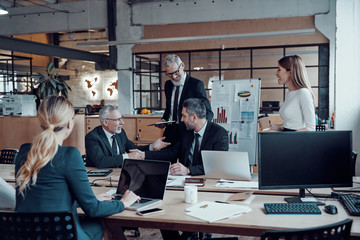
[
  {"x1": 145, "y1": 98, "x2": 229, "y2": 176},
  {"x1": 145, "y1": 98, "x2": 228, "y2": 240},
  {"x1": 85, "y1": 105, "x2": 170, "y2": 169}
]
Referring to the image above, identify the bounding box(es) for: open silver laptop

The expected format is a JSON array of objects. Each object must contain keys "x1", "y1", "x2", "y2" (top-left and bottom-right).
[
  {"x1": 113, "y1": 159, "x2": 170, "y2": 211},
  {"x1": 201, "y1": 150, "x2": 251, "y2": 181}
]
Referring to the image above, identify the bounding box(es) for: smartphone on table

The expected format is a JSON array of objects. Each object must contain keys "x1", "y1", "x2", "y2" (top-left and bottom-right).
[{"x1": 136, "y1": 208, "x2": 164, "y2": 216}]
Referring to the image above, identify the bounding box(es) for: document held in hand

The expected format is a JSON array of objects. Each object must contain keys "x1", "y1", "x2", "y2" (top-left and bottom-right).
[{"x1": 147, "y1": 120, "x2": 175, "y2": 126}]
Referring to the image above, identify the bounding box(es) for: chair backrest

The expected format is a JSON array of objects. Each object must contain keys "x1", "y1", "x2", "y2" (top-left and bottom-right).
[
  {"x1": 0, "y1": 149, "x2": 18, "y2": 164},
  {"x1": 82, "y1": 154, "x2": 87, "y2": 165},
  {"x1": 261, "y1": 218, "x2": 352, "y2": 240},
  {"x1": 0, "y1": 211, "x2": 77, "y2": 240},
  {"x1": 351, "y1": 151, "x2": 358, "y2": 176}
]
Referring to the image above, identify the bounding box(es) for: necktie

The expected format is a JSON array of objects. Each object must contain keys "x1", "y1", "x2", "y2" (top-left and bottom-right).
[
  {"x1": 111, "y1": 135, "x2": 118, "y2": 155},
  {"x1": 172, "y1": 86, "x2": 180, "y2": 122},
  {"x1": 190, "y1": 133, "x2": 200, "y2": 164}
]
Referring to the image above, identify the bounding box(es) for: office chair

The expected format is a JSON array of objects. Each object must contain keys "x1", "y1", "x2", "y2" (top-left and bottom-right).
[
  {"x1": 260, "y1": 218, "x2": 352, "y2": 240},
  {"x1": 86, "y1": 104, "x2": 93, "y2": 115},
  {"x1": 351, "y1": 151, "x2": 358, "y2": 176},
  {"x1": 199, "y1": 232, "x2": 238, "y2": 240},
  {"x1": 0, "y1": 211, "x2": 77, "y2": 240},
  {"x1": 82, "y1": 154, "x2": 87, "y2": 165},
  {"x1": 0, "y1": 148, "x2": 18, "y2": 164}
]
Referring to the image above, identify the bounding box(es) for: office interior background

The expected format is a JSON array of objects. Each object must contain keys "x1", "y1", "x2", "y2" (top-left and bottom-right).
[{"x1": 0, "y1": 0, "x2": 359, "y2": 173}]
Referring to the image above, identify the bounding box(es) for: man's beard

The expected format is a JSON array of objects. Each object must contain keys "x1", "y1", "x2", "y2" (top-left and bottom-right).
[{"x1": 170, "y1": 73, "x2": 185, "y2": 86}]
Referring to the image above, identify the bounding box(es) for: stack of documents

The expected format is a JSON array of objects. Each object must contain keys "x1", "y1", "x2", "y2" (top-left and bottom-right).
[
  {"x1": 185, "y1": 201, "x2": 251, "y2": 222},
  {"x1": 215, "y1": 179, "x2": 258, "y2": 189},
  {"x1": 166, "y1": 175, "x2": 188, "y2": 187}
]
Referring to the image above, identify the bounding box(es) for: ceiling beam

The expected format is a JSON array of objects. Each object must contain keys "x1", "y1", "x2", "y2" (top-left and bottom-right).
[
  {"x1": 0, "y1": 35, "x2": 109, "y2": 69},
  {"x1": 77, "y1": 29, "x2": 316, "y2": 47}
]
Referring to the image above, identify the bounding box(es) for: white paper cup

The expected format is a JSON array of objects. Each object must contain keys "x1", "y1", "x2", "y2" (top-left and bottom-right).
[
  {"x1": 259, "y1": 117, "x2": 271, "y2": 131},
  {"x1": 184, "y1": 185, "x2": 198, "y2": 203}
]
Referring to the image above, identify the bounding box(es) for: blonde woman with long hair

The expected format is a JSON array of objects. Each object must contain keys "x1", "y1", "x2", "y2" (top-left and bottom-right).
[
  {"x1": 271, "y1": 55, "x2": 316, "y2": 131},
  {"x1": 15, "y1": 95, "x2": 139, "y2": 240}
]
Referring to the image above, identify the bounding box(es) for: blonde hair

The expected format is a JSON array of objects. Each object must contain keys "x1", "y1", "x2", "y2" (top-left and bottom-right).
[
  {"x1": 16, "y1": 95, "x2": 74, "y2": 195},
  {"x1": 278, "y1": 55, "x2": 314, "y2": 99}
]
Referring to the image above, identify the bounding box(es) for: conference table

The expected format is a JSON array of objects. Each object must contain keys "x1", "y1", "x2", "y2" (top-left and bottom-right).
[
  {"x1": 90, "y1": 187, "x2": 360, "y2": 239},
  {"x1": 1, "y1": 164, "x2": 356, "y2": 196},
  {"x1": 2, "y1": 164, "x2": 360, "y2": 239}
]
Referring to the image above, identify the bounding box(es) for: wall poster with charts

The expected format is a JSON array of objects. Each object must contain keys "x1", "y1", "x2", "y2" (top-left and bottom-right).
[{"x1": 211, "y1": 79, "x2": 261, "y2": 166}]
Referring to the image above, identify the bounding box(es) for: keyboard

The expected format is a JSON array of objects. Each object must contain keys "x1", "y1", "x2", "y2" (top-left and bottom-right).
[
  {"x1": 264, "y1": 203, "x2": 321, "y2": 215},
  {"x1": 339, "y1": 194, "x2": 360, "y2": 216}
]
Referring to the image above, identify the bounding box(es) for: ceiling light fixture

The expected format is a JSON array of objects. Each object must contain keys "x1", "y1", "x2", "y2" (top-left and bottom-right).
[
  {"x1": 77, "y1": 28, "x2": 315, "y2": 47},
  {"x1": 0, "y1": 4, "x2": 8, "y2": 15}
]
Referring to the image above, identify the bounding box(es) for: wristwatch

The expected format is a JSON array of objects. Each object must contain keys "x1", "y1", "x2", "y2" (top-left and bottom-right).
[{"x1": 187, "y1": 168, "x2": 190, "y2": 175}]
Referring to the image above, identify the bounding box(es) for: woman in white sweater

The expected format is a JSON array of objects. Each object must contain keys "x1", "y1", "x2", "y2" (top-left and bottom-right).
[{"x1": 271, "y1": 55, "x2": 315, "y2": 131}]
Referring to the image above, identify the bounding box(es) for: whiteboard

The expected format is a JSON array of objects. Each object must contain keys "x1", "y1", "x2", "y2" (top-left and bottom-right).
[{"x1": 211, "y1": 79, "x2": 261, "y2": 166}]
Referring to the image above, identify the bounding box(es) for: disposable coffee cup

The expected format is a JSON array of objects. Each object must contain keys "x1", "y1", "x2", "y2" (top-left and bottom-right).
[
  {"x1": 259, "y1": 116, "x2": 271, "y2": 131},
  {"x1": 184, "y1": 185, "x2": 198, "y2": 203}
]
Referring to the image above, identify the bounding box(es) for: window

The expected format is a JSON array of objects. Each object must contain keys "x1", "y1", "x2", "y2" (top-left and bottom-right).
[
  {"x1": 0, "y1": 53, "x2": 34, "y2": 95},
  {"x1": 133, "y1": 44, "x2": 329, "y2": 119}
]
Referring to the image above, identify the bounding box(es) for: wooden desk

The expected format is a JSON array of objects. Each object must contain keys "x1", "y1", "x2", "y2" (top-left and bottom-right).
[
  {"x1": 87, "y1": 167, "x2": 120, "y2": 187},
  {"x1": 0, "y1": 165, "x2": 342, "y2": 199},
  {"x1": 90, "y1": 188, "x2": 360, "y2": 238}
]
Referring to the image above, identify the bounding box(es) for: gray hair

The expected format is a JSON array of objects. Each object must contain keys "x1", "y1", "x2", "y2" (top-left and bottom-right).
[
  {"x1": 164, "y1": 54, "x2": 182, "y2": 67},
  {"x1": 99, "y1": 105, "x2": 118, "y2": 124},
  {"x1": 182, "y1": 98, "x2": 206, "y2": 119}
]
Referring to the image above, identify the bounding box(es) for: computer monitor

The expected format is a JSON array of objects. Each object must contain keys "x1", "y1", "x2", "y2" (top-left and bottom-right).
[
  {"x1": 261, "y1": 101, "x2": 280, "y2": 114},
  {"x1": 258, "y1": 131, "x2": 353, "y2": 204}
]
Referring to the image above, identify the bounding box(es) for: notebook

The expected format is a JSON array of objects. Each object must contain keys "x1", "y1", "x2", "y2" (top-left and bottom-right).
[
  {"x1": 201, "y1": 150, "x2": 251, "y2": 181},
  {"x1": 113, "y1": 159, "x2": 170, "y2": 211}
]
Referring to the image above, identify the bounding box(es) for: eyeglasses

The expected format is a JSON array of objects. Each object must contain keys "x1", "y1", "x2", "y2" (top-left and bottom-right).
[
  {"x1": 165, "y1": 64, "x2": 182, "y2": 77},
  {"x1": 106, "y1": 117, "x2": 124, "y2": 122}
]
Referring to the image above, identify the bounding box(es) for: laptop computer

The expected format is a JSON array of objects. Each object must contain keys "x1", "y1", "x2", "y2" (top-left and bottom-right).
[
  {"x1": 113, "y1": 159, "x2": 170, "y2": 211},
  {"x1": 201, "y1": 150, "x2": 251, "y2": 181}
]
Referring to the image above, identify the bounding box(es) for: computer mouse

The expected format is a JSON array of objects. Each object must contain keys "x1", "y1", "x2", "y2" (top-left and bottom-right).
[{"x1": 324, "y1": 205, "x2": 338, "y2": 214}]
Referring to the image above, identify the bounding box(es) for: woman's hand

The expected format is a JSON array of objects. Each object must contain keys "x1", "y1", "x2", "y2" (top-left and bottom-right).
[{"x1": 120, "y1": 190, "x2": 140, "y2": 208}]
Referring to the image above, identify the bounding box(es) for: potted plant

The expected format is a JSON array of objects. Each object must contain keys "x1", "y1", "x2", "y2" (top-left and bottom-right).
[{"x1": 33, "y1": 62, "x2": 71, "y2": 99}]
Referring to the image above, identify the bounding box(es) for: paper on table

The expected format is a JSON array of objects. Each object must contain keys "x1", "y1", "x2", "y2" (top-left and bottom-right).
[
  {"x1": 147, "y1": 120, "x2": 175, "y2": 126},
  {"x1": 166, "y1": 175, "x2": 188, "y2": 187},
  {"x1": 106, "y1": 189, "x2": 116, "y2": 195},
  {"x1": 215, "y1": 179, "x2": 258, "y2": 189},
  {"x1": 185, "y1": 201, "x2": 251, "y2": 223}
]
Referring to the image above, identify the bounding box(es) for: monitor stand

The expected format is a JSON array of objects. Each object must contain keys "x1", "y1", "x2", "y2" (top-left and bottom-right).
[{"x1": 284, "y1": 188, "x2": 325, "y2": 206}]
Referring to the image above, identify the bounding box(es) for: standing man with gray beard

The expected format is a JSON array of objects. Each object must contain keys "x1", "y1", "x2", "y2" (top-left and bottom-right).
[{"x1": 157, "y1": 54, "x2": 213, "y2": 145}]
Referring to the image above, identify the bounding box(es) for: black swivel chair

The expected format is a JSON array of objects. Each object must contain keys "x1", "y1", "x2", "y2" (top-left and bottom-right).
[
  {"x1": 0, "y1": 211, "x2": 77, "y2": 240},
  {"x1": 260, "y1": 218, "x2": 353, "y2": 240},
  {"x1": 351, "y1": 151, "x2": 358, "y2": 177},
  {"x1": 0, "y1": 148, "x2": 18, "y2": 164}
]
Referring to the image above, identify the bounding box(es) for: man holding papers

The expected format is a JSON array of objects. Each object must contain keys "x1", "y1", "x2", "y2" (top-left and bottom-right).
[
  {"x1": 145, "y1": 98, "x2": 229, "y2": 176},
  {"x1": 156, "y1": 54, "x2": 213, "y2": 145}
]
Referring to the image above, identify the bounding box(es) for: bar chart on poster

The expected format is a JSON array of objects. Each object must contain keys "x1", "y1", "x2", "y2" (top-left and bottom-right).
[{"x1": 211, "y1": 79, "x2": 261, "y2": 166}]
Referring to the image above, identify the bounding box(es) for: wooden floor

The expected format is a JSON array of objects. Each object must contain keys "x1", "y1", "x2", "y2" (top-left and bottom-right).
[{"x1": 123, "y1": 228, "x2": 260, "y2": 240}]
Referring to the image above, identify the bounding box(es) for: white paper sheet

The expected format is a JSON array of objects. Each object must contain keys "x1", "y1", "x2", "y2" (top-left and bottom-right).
[
  {"x1": 185, "y1": 201, "x2": 251, "y2": 223},
  {"x1": 215, "y1": 179, "x2": 258, "y2": 189},
  {"x1": 166, "y1": 175, "x2": 188, "y2": 187}
]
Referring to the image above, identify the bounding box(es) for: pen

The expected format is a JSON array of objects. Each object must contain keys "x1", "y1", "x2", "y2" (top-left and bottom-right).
[
  {"x1": 215, "y1": 201, "x2": 229, "y2": 204},
  {"x1": 200, "y1": 204, "x2": 208, "y2": 208},
  {"x1": 218, "y1": 180, "x2": 234, "y2": 183}
]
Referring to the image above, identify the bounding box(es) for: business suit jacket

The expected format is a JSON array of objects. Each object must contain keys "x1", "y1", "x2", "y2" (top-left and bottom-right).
[
  {"x1": 146, "y1": 122, "x2": 229, "y2": 175},
  {"x1": 162, "y1": 74, "x2": 213, "y2": 122},
  {"x1": 85, "y1": 126, "x2": 150, "y2": 168},
  {"x1": 15, "y1": 144, "x2": 125, "y2": 240}
]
